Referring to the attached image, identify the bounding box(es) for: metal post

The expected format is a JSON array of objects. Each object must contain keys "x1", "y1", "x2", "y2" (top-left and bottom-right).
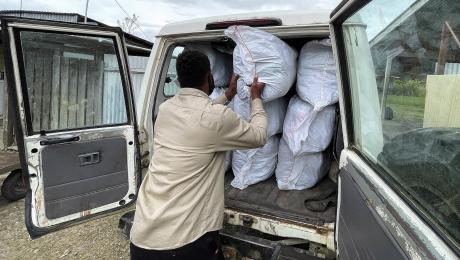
[
  {"x1": 84, "y1": 0, "x2": 90, "y2": 24},
  {"x1": 380, "y1": 47, "x2": 404, "y2": 120},
  {"x1": 380, "y1": 57, "x2": 393, "y2": 120}
]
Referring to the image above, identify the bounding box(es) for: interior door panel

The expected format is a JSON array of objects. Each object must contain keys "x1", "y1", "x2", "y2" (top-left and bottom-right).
[
  {"x1": 42, "y1": 136, "x2": 129, "y2": 219},
  {"x1": 337, "y1": 164, "x2": 407, "y2": 260}
]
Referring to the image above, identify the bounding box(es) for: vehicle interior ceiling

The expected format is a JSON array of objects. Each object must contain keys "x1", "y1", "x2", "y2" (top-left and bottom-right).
[{"x1": 201, "y1": 35, "x2": 342, "y2": 225}]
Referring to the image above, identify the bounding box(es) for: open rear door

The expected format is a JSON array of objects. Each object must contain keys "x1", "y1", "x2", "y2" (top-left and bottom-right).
[
  {"x1": 1, "y1": 18, "x2": 141, "y2": 238},
  {"x1": 330, "y1": 0, "x2": 459, "y2": 259}
]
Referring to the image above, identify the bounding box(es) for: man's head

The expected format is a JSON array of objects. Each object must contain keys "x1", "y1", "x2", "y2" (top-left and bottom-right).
[{"x1": 176, "y1": 50, "x2": 212, "y2": 94}]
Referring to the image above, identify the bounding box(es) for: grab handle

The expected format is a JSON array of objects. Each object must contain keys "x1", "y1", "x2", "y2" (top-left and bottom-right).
[{"x1": 40, "y1": 136, "x2": 80, "y2": 146}]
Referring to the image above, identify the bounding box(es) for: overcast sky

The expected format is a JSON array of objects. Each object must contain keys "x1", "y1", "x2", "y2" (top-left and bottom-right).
[{"x1": 0, "y1": 0, "x2": 341, "y2": 41}]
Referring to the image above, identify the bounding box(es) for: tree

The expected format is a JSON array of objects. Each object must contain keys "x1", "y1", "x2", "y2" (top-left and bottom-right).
[{"x1": 117, "y1": 14, "x2": 138, "y2": 34}]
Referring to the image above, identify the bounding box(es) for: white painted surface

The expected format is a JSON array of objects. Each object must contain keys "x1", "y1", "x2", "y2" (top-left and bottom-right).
[{"x1": 158, "y1": 10, "x2": 331, "y2": 36}]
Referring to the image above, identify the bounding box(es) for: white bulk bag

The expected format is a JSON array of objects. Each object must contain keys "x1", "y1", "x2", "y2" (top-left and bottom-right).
[
  {"x1": 283, "y1": 96, "x2": 336, "y2": 155},
  {"x1": 185, "y1": 43, "x2": 233, "y2": 87},
  {"x1": 224, "y1": 25, "x2": 297, "y2": 102},
  {"x1": 276, "y1": 138, "x2": 330, "y2": 190},
  {"x1": 296, "y1": 39, "x2": 338, "y2": 111},
  {"x1": 233, "y1": 94, "x2": 286, "y2": 137},
  {"x1": 209, "y1": 86, "x2": 234, "y2": 110},
  {"x1": 231, "y1": 136, "x2": 280, "y2": 189}
]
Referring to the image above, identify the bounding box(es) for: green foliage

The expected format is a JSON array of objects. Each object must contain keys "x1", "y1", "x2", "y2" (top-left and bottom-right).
[{"x1": 392, "y1": 79, "x2": 426, "y2": 97}]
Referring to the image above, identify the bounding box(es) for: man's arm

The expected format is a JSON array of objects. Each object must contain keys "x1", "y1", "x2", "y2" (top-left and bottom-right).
[
  {"x1": 216, "y1": 76, "x2": 268, "y2": 151},
  {"x1": 212, "y1": 74, "x2": 238, "y2": 105}
]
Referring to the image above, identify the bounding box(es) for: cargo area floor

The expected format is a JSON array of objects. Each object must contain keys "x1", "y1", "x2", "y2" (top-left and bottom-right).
[{"x1": 224, "y1": 172, "x2": 337, "y2": 225}]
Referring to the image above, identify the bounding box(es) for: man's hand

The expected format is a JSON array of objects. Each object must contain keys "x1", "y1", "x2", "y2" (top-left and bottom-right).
[
  {"x1": 225, "y1": 74, "x2": 239, "y2": 100},
  {"x1": 250, "y1": 76, "x2": 265, "y2": 100}
]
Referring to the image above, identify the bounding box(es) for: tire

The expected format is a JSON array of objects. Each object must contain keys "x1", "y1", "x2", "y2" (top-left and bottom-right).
[{"x1": 1, "y1": 169, "x2": 27, "y2": 202}]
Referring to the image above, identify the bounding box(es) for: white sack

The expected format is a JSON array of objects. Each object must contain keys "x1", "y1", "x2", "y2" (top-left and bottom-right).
[
  {"x1": 231, "y1": 135, "x2": 280, "y2": 189},
  {"x1": 296, "y1": 39, "x2": 338, "y2": 111},
  {"x1": 185, "y1": 43, "x2": 232, "y2": 87},
  {"x1": 276, "y1": 138, "x2": 330, "y2": 190},
  {"x1": 283, "y1": 96, "x2": 336, "y2": 155},
  {"x1": 224, "y1": 25, "x2": 297, "y2": 102},
  {"x1": 209, "y1": 87, "x2": 234, "y2": 110},
  {"x1": 233, "y1": 94, "x2": 286, "y2": 137}
]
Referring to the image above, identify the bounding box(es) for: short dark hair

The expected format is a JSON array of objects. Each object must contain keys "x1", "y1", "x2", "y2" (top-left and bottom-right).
[{"x1": 176, "y1": 50, "x2": 211, "y2": 88}]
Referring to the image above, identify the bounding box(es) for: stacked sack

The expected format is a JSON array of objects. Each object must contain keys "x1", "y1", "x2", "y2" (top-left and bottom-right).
[
  {"x1": 224, "y1": 26, "x2": 296, "y2": 189},
  {"x1": 184, "y1": 43, "x2": 233, "y2": 87},
  {"x1": 276, "y1": 39, "x2": 338, "y2": 190}
]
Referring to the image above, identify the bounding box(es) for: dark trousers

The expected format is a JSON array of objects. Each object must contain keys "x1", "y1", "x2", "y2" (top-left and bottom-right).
[{"x1": 130, "y1": 231, "x2": 225, "y2": 260}]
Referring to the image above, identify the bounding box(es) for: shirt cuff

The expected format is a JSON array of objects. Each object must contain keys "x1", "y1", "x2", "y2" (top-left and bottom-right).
[
  {"x1": 213, "y1": 94, "x2": 228, "y2": 105},
  {"x1": 251, "y1": 98, "x2": 263, "y2": 111}
]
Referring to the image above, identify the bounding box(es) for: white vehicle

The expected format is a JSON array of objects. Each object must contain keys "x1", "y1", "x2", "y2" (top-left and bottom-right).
[{"x1": 2, "y1": 0, "x2": 459, "y2": 259}]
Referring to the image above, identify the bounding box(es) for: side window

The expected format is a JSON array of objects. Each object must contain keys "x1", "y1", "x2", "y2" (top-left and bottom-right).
[
  {"x1": 19, "y1": 30, "x2": 128, "y2": 133},
  {"x1": 163, "y1": 46, "x2": 184, "y2": 96},
  {"x1": 343, "y1": 0, "x2": 460, "y2": 245}
]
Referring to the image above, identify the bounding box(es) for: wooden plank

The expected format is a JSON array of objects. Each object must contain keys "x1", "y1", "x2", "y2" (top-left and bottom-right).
[
  {"x1": 67, "y1": 59, "x2": 79, "y2": 128},
  {"x1": 435, "y1": 23, "x2": 449, "y2": 75},
  {"x1": 41, "y1": 53, "x2": 53, "y2": 130},
  {"x1": 59, "y1": 57, "x2": 70, "y2": 129},
  {"x1": 424, "y1": 75, "x2": 460, "y2": 127},
  {"x1": 85, "y1": 61, "x2": 96, "y2": 126},
  {"x1": 93, "y1": 60, "x2": 104, "y2": 125},
  {"x1": 32, "y1": 55, "x2": 44, "y2": 131},
  {"x1": 77, "y1": 61, "x2": 87, "y2": 127},
  {"x1": 51, "y1": 54, "x2": 61, "y2": 129}
]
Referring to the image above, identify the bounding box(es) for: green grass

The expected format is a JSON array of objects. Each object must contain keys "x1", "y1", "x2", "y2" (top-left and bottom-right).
[{"x1": 385, "y1": 95, "x2": 425, "y2": 125}]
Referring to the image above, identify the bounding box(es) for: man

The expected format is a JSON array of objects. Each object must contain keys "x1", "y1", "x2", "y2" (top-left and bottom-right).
[{"x1": 130, "y1": 50, "x2": 267, "y2": 259}]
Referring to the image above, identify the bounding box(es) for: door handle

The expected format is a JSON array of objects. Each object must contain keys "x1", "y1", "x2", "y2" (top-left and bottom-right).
[
  {"x1": 40, "y1": 136, "x2": 80, "y2": 145},
  {"x1": 78, "y1": 152, "x2": 100, "y2": 166}
]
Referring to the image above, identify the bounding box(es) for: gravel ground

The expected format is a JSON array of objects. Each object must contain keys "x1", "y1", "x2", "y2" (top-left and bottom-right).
[{"x1": 0, "y1": 174, "x2": 132, "y2": 259}]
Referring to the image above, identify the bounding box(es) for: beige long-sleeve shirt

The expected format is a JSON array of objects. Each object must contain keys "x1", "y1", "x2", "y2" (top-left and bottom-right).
[{"x1": 130, "y1": 88, "x2": 267, "y2": 250}]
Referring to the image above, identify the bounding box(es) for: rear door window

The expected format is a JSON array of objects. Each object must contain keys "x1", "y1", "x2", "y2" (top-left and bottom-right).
[
  {"x1": 19, "y1": 30, "x2": 128, "y2": 133},
  {"x1": 343, "y1": 0, "x2": 460, "y2": 246}
]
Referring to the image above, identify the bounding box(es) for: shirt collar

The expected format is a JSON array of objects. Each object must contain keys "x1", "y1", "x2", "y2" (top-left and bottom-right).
[{"x1": 177, "y1": 88, "x2": 209, "y2": 99}]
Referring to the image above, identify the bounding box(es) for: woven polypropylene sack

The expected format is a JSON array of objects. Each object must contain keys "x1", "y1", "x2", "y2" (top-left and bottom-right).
[
  {"x1": 225, "y1": 25, "x2": 297, "y2": 102},
  {"x1": 209, "y1": 87, "x2": 234, "y2": 110},
  {"x1": 276, "y1": 138, "x2": 330, "y2": 190},
  {"x1": 296, "y1": 39, "x2": 338, "y2": 111},
  {"x1": 231, "y1": 135, "x2": 280, "y2": 189},
  {"x1": 185, "y1": 43, "x2": 233, "y2": 87},
  {"x1": 283, "y1": 96, "x2": 336, "y2": 155},
  {"x1": 233, "y1": 94, "x2": 286, "y2": 137}
]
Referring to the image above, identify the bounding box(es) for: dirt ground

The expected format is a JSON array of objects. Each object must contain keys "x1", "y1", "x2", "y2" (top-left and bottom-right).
[{"x1": 0, "y1": 174, "x2": 132, "y2": 259}]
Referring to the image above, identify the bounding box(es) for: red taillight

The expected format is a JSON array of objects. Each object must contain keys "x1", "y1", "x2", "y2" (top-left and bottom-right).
[{"x1": 205, "y1": 18, "x2": 282, "y2": 30}]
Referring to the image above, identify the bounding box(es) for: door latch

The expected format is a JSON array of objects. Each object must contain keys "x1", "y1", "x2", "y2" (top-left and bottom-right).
[{"x1": 78, "y1": 152, "x2": 100, "y2": 166}]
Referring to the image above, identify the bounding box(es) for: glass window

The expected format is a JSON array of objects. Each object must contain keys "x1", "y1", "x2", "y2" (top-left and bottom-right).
[
  {"x1": 163, "y1": 46, "x2": 184, "y2": 96},
  {"x1": 19, "y1": 31, "x2": 128, "y2": 133},
  {"x1": 343, "y1": 0, "x2": 460, "y2": 245}
]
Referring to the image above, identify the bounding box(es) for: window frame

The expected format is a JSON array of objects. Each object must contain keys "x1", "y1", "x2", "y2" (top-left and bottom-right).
[
  {"x1": 13, "y1": 28, "x2": 133, "y2": 136},
  {"x1": 161, "y1": 44, "x2": 184, "y2": 98},
  {"x1": 331, "y1": 0, "x2": 460, "y2": 252}
]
